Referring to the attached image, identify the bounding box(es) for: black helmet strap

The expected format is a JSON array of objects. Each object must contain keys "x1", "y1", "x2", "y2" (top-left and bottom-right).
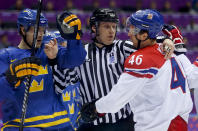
[
  {"x1": 135, "y1": 34, "x2": 149, "y2": 50},
  {"x1": 22, "y1": 33, "x2": 33, "y2": 49},
  {"x1": 92, "y1": 22, "x2": 106, "y2": 46},
  {"x1": 19, "y1": 26, "x2": 33, "y2": 49}
]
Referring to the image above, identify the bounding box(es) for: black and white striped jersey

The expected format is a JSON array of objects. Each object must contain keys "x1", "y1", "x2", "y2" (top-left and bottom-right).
[
  {"x1": 52, "y1": 39, "x2": 137, "y2": 125},
  {"x1": 51, "y1": 65, "x2": 79, "y2": 94}
]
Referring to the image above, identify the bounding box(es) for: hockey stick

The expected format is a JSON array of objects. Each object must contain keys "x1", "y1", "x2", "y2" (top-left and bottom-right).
[
  {"x1": 32, "y1": 0, "x2": 43, "y2": 56},
  {"x1": 19, "y1": 0, "x2": 43, "y2": 130}
]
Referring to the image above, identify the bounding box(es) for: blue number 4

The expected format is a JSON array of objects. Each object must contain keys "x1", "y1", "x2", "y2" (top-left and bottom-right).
[{"x1": 170, "y1": 58, "x2": 186, "y2": 93}]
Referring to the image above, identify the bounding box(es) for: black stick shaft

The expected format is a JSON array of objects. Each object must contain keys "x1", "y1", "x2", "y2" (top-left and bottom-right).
[
  {"x1": 19, "y1": 76, "x2": 31, "y2": 131},
  {"x1": 32, "y1": 0, "x2": 43, "y2": 56},
  {"x1": 19, "y1": 0, "x2": 43, "y2": 130}
]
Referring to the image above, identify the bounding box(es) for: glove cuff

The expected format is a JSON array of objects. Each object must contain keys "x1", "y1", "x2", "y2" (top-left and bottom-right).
[
  {"x1": 174, "y1": 43, "x2": 187, "y2": 53},
  {"x1": 5, "y1": 70, "x2": 18, "y2": 86},
  {"x1": 97, "y1": 112, "x2": 105, "y2": 117},
  {"x1": 48, "y1": 57, "x2": 58, "y2": 66}
]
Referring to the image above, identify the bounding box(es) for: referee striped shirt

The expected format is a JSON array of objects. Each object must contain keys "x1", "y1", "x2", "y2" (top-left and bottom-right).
[{"x1": 53, "y1": 39, "x2": 137, "y2": 125}]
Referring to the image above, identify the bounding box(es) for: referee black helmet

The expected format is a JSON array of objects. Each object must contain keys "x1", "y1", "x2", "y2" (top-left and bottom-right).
[{"x1": 90, "y1": 8, "x2": 119, "y2": 31}]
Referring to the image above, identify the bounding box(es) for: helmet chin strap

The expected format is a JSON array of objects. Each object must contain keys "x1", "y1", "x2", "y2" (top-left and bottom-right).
[
  {"x1": 135, "y1": 35, "x2": 149, "y2": 49},
  {"x1": 22, "y1": 34, "x2": 33, "y2": 49},
  {"x1": 21, "y1": 33, "x2": 39, "y2": 53},
  {"x1": 21, "y1": 27, "x2": 33, "y2": 49}
]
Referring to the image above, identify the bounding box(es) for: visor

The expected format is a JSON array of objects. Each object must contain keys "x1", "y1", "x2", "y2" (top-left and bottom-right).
[{"x1": 125, "y1": 17, "x2": 141, "y2": 35}]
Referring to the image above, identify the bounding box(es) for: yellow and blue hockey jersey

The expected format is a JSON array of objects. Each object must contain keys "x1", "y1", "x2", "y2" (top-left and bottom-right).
[{"x1": 0, "y1": 40, "x2": 86, "y2": 130}]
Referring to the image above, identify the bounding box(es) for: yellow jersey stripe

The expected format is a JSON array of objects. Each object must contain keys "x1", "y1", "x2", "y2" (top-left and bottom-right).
[
  {"x1": 1, "y1": 125, "x2": 19, "y2": 131},
  {"x1": 26, "y1": 118, "x2": 70, "y2": 128},
  {"x1": 3, "y1": 110, "x2": 67, "y2": 125},
  {"x1": 15, "y1": 63, "x2": 38, "y2": 72},
  {"x1": 1, "y1": 118, "x2": 70, "y2": 130},
  {"x1": 10, "y1": 64, "x2": 14, "y2": 75}
]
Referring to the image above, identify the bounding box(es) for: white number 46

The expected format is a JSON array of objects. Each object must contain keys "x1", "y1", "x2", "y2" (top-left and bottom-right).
[{"x1": 128, "y1": 55, "x2": 143, "y2": 65}]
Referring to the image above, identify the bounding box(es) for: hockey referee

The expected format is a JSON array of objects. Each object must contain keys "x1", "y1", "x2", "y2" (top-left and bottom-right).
[{"x1": 54, "y1": 8, "x2": 135, "y2": 131}]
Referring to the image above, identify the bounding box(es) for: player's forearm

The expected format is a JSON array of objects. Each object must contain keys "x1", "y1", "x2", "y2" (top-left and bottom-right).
[
  {"x1": 95, "y1": 92, "x2": 123, "y2": 113},
  {"x1": 189, "y1": 58, "x2": 198, "y2": 89},
  {"x1": 96, "y1": 73, "x2": 145, "y2": 113},
  {"x1": 57, "y1": 40, "x2": 86, "y2": 69},
  {"x1": 177, "y1": 54, "x2": 198, "y2": 89}
]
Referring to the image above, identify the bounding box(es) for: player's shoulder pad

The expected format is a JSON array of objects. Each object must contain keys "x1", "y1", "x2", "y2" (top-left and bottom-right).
[
  {"x1": 124, "y1": 44, "x2": 166, "y2": 78},
  {"x1": 0, "y1": 47, "x2": 18, "y2": 56},
  {"x1": 0, "y1": 47, "x2": 20, "y2": 65},
  {"x1": 0, "y1": 48, "x2": 8, "y2": 56}
]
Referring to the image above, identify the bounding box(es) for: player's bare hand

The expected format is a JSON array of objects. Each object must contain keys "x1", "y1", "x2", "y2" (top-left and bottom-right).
[
  {"x1": 162, "y1": 39, "x2": 175, "y2": 60},
  {"x1": 44, "y1": 39, "x2": 58, "y2": 59}
]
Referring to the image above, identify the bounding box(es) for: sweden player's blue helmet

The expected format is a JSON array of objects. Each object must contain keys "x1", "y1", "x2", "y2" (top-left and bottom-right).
[
  {"x1": 17, "y1": 8, "x2": 48, "y2": 32},
  {"x1": 53, "y1": 31, "x2": 65, "y2": 44},
  {"x1": 43, "y1": 31, "x2": 66, "y2": 44},
  {"x1": 127, "y1": 9, "x2": 164, "y2": 39}
]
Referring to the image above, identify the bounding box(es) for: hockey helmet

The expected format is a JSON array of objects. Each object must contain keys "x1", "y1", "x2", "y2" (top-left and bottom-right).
[
  {"x1": 126, "y1": 9, "x2": 164, "y2": 39},
  {"x1": 90, "y1": 8, "x2": 119, "y2": 28},
  {"x1": 43, "y1": 31, "x2": 66, "y2": 44},
  {"x1": 17, "y1": 8, "x2": 48, "y2": 32}
]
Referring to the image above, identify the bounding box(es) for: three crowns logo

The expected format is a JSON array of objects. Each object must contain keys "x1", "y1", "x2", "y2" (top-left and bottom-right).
[
  {"x1": 68, "y1": 104, "x2": 74, "y2": 114},
  {"x1": 62, "y1": 91, "x2": 71, "y2": 101}
]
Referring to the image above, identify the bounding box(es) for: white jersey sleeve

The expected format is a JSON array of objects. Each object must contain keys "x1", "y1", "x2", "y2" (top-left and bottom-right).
[
  {"x1": 194, "y1": 88, "x2": 198, "y2": 114},
  {"x1": 177, "y1": 54, "x2": 198, "y2": 89},
  {"x1": 96, "y1": 72, "x2": 148, "y2": 113}
]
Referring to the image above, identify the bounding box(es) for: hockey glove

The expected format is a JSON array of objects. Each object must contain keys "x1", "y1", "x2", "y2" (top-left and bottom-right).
[
  {"x1": 80, "y1": 99, "x2": 105, "y2": 123},
  {"x1": 5, "y1": 57, "x2": 41, "y2": 86},
  {"x1": 57, "y1": 11, "x2": 82, "y2": 40},
  {"x1": 162, "y1": 24, "x2": 187, "y2": 54}
]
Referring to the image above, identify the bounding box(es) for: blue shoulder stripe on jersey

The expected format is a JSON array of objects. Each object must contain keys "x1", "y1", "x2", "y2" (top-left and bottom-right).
[
  {"x1": 137, "y1": 68, "x2": 158, "y2": 74},
  {"x1": 125, "y1": 67, "x2": 158, "y2": 76}
]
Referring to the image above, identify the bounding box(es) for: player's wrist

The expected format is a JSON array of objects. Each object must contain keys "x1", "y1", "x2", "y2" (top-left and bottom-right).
[
  {"x1": 97, "y1": 111, "x2": 105, "y2": 117},
  {"x1": 48, "y1": 57, "x2": 58, "y2": 66}
]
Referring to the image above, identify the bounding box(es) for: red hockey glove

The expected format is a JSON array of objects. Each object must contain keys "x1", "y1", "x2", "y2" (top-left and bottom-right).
[{"x1": 162, "y1": 24, "x2": 186, "y2": 54}]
